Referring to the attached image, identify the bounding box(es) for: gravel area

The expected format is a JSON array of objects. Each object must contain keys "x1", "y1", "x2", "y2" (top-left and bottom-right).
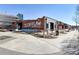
[
  {"x1": 0, "y1": 31, "x2": 78, "y2": 55},
  {"x1": 56, "y1": 31, "x2": 79, "y2": 55}
]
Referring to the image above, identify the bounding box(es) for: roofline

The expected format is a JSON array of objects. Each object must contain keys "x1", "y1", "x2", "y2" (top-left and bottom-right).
[
  {"x1": 44, "y1": 16, "x2": 70, "y2": 25},
  {"x1": 0, "y1": 13, "x2": 18, "y2": 18}
]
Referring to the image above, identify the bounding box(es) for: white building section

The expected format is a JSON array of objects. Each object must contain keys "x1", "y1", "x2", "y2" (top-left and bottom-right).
[
  {"x1": 0, "y1": 14, "x2": 19, "y2": 29},
  {"x1": 46, "y1": 17, "x2": 57, "y2": 31}
]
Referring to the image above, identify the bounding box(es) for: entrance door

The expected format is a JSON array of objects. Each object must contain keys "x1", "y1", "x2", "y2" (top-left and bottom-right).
[
  {"x1": 50, "y1": 22, "x2": 54, "y2": 31},
  {"x1": 17, "y1": 22, "x2": 22, "y2": 30}
]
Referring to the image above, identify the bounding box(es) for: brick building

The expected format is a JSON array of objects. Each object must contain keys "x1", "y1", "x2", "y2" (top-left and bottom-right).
[{"x1": 12, "y1": 16, "x2": 71, "y2": 32}]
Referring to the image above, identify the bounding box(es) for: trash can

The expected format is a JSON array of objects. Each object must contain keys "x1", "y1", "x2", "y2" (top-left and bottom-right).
[{"x1": 56, "y1": 30, "x2": 59, "y2": 36}]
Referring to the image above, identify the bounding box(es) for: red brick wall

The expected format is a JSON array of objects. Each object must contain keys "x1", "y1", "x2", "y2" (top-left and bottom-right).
[
  {"x1": 12, "y1": 16, "x2": 47, "y2": 30},
  {"x1": 21, "y1": 17, "x2": 46, "y2": 30}
]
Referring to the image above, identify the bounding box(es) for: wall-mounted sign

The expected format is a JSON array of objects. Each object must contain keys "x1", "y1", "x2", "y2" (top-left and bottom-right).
[{"x1": 22, "y1": 17, "x2": 46, "y2": 30}]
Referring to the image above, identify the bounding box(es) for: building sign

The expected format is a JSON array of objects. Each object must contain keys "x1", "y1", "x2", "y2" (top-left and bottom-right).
[
  {"x1": 22, "y1": 17, "x2": 46, "y2": 30},
  {"x1": 24, "y1": 21, "x2": 41, "y2": 27}
]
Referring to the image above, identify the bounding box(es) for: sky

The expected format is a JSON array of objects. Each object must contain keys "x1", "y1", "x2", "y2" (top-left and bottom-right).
[{"x1": 0, "y1": 4, "x2": 77, "y2": 25}]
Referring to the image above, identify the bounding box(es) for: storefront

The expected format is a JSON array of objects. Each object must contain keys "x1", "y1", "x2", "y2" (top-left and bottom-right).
[{"x1": 12, "y1": 16, "x2": 71, "y2": 33}]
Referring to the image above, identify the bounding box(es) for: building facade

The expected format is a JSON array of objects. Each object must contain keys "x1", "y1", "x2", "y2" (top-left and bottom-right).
[
  {"x1": 12, "y1": 16, "x2": 71, "y2": 32},
  {"x1": 0, "y1": 14, "x2": 19, "y2": 29},
  {"x1": 17, "y1": 13, "x2": 23, "y2": 20}
]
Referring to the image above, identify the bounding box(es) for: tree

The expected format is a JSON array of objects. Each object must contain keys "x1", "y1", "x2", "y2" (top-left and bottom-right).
[{"x1": 73, "y1": 5, "x2": 79, "y2": 30}]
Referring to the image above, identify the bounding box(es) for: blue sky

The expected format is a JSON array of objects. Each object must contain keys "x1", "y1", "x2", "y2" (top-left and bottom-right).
[{"x1": 0, "y1": 4, "x2": 77, "y2": 25}]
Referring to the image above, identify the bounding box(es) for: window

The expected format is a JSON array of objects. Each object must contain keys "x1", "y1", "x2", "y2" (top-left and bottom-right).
[{"x1": 46, "y1": 23, "x2": 48, "y2": 28}]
